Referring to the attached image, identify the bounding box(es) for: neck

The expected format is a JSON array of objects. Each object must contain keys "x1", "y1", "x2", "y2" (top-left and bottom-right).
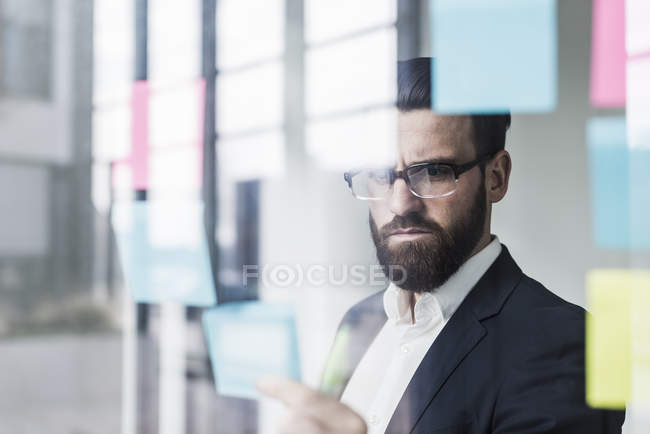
[
  {"x1": 469, "y1": 231, "x2": 493, "y2": 260},
  {"x1": 410, "y1": 232, "x2": 494, "y2": 310}
]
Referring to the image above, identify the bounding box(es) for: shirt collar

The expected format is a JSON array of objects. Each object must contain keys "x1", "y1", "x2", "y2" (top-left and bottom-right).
[{"x1": 383, "y1": 236, "x2": 502, "y2": 324}]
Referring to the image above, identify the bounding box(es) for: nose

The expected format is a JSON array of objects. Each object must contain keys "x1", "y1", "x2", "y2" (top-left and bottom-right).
[{"x1": 388, "y1": 178, "x2": 424, "y2": 216}]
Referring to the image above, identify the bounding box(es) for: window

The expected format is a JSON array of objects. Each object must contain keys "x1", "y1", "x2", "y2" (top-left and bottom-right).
[
  {"x1": 215, "y1": 0, "x2": 286, "y2": 298},
  {"x1": 0, "y1": 0, "x2": 52, "y2": 100},
  {"x1": 305, "y1": 0, "x2": 398, "y2": 170}
]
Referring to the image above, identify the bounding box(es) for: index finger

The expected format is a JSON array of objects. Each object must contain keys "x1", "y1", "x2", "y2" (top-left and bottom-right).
[
  {"x1": 256, "y1": 375, "x2": 319, "y2": 408},
  {"x1": 257, "y1": 375, "x2": 367, "y2": 433}
]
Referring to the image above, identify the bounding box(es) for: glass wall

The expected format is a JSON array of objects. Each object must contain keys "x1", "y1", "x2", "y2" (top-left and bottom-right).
[{"x1": 1, "y1": 1, "x2": 647, "y2": 433}]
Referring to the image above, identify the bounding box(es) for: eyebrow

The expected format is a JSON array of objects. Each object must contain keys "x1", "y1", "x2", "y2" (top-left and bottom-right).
[{"x1": 403, "y1": 157, "x2": 458, "y2": 167}]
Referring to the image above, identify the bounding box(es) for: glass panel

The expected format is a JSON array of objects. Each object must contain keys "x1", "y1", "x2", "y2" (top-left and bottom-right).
[
  {"x1": 0, "y1": 163, "x2": 49, "y2": 256},
  {"x1": 148, "y1": 145, "x2": 202, "y2": 199},
  {"x1": 111, "y1": 160, "x2": 133, "y2": 201},
  {"x1": 306, "y1": 28, "x2": 396, "y2": 117},
  {"x1": 0, "y1": 0, "x2": 52, "y2": 100},
  {"x1": 92, "y1": 105, "x2": 132, "y2": 162},
  {"x1": 149, "y1": 80, "x2": 205, "y2": 149},
  {"x1": 217, "y1": 61, "x2": 284, "y2": 134},
  {"x1": 112, "y1": 200, "x2": 216, "y2": 306},
  {"x1": 218, "y1": 130, "x2": 286, "y2": 181},
  {"x1": 93, "y1": 0, "x2": 134, "y2": 104},
  {"x1": 305, "y1": 0, "x2": 396, "y2": 44},
  {"x1": 148, "y1": 0, "x2": 201, "y2": 85},
  {"x1": 306, "y1": 107, "x2": 397, "y2": 170},
  {"x1": 92, "y1": 162, "x2": 111, "y2": 214},
  {"x1": 217, "y1": 176, "x2": 237, "y2": 250},
  {"x1": 627, "y1": 57, "x2": 650, "y2": 150},
  {"x1": 217, "y1": 0, "x2": 284, "y2": 69}
]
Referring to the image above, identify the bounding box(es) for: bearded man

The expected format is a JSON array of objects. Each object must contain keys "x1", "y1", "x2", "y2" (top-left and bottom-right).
[{"x1": 258, "y1": 57, "x2": 626, "y2": 434}]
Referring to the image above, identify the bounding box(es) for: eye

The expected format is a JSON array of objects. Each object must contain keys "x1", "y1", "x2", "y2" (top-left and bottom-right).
[
  {"x1": 368, "y1": 169, "x2": 390, "y2": 183},
  {"x1": 426, "y1": 166, "x2": 441, "y2": 176}
]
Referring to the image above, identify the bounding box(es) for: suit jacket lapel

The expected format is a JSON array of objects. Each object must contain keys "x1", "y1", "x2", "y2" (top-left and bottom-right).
[{"x1": 385, "y1": 246, "x2": 523, "y2": 433}]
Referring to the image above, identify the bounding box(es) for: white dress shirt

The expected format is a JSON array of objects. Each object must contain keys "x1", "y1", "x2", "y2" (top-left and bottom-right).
[{"x1": 340, "y1": 237, "x2": 502, "y2": 434}]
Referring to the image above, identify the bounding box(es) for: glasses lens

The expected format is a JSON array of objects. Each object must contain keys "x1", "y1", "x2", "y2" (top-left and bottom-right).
[
  {"x1": 406, "y1": 164, "x2": 456, "y2": 198},
  {"x1": 350, "y1": 169, "x2": 391, "y2": 199}
]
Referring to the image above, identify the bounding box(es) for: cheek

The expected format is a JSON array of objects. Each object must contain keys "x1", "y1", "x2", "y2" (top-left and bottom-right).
[
  {"x1": 369, "y1": 202, "x2": 393, "y2": 228},
  {"x1": 421, "y1": 200, "x2": 450, "y2": 226},
  {"x1": 421, "y1": 194, "x2": 464, "y2": 228},
  {"x1": 428, "y1": 176, "x2": 483, "y2": 226}
]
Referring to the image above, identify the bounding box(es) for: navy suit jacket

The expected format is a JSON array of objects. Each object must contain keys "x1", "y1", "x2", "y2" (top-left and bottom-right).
[{"x1": 322, "y1": 245, "x2": 625, "y2": 433}]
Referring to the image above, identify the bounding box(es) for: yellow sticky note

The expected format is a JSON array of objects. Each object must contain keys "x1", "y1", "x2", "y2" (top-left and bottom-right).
[
  {"x1": 586, "y1": 270, "x2": 632, "y2": 409},
  {"x1": 630, "y1": 274, "x2": 650, "y2": 407}
]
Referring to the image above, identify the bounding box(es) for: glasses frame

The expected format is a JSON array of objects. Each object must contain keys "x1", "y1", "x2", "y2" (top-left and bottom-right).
[{"x1": 344, "y1": 152, "x2": 496, "y2": 200}]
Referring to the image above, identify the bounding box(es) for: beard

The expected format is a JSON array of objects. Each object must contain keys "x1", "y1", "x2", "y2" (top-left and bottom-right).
[{"x1": 370, "y1": 181, "x2": 487, "y2": 293}]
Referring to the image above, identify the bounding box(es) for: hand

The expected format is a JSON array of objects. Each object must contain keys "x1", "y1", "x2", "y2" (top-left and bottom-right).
[{"x1": 256, "y1": 375, "x2": 367, "y2": 434}]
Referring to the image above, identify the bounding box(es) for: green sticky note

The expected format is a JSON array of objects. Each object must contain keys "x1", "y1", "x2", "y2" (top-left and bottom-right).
[
  {"x1": 320, "y1": 324, "x2": 351, "y2": 397},
  {"x1": 586, "y1": 270, "x2": 632, "y2": 409}
]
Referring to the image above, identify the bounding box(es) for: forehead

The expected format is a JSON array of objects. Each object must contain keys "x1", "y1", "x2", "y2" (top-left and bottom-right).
[{"x1": 397, "y1": 109, "x2": 475, "y2": 165}]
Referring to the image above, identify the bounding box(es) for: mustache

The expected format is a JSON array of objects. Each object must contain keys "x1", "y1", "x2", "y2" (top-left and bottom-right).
[{"x1": 379, "y1": 213, "x2": 444, "y2": 239}]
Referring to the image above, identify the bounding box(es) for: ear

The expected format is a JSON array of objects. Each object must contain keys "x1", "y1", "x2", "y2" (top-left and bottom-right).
[{"x1": 485, "y1": 150, "x2": 511, "y2": 204}]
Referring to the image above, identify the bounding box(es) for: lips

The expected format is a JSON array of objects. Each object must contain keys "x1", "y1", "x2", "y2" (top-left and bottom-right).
[{"x1": 388, "y1": 228, "x2": 432, "y2": 236}]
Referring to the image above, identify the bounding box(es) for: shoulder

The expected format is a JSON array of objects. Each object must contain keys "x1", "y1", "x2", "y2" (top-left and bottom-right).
[
  {"x1": 508, "y1": 274, "x2": 586, "y2": 324},
  {"x1": 338, "y1": 289, "x2": 386, "y2": 328},
  {"x1": 498, "y1": 274, "x2": 587, "y2": 361}
]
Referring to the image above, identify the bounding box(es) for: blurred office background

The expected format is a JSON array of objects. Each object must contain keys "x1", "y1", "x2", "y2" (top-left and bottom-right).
[{"x1": 0, "y1": 0, "x2": 645, "y2": 433}]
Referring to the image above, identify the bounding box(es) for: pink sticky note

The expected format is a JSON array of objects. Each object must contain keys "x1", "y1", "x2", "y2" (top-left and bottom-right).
[
  {"x1": 590, "y1": 0, "x2": 627, "y2": 107},
  {"x1": 132, "y1": 81, "x2": 150, "y2": 190}
]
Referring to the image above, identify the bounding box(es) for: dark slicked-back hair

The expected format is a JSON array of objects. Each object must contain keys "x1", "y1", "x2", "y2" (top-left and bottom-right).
[{"x1": 397, "y1": 57, "x2": 511, "y2": 158}]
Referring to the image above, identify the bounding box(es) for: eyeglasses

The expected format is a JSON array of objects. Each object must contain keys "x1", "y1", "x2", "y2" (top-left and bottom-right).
[{"x1": 344, "y1": 153, "x2": 495, "y2": 200}]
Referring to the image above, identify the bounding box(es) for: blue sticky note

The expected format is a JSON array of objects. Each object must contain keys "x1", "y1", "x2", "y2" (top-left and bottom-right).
[
  {"x1": 431, "y1": 0, "x2": 557, "y2": 113},
  {"x1": 111, "y1": 200, "x2": 217, "y2": 306},
  {"x1": 587, "y1": 117, "x2": 629, "y2": 249},
  {"x1": 202, "y1": 302, "x2": 301, "y2": 399},
  {"x1": 587, "y1": 117, "x2": 650, "y2": 250},
  {"x1": 629, "y1": 148, "x2": 650, "y2": 249}
]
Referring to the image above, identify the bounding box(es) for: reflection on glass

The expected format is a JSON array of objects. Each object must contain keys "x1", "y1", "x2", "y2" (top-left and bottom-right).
[
  {"x1": 148, "y1": 145, "x2": 203, "y2": 198},
  {"x1": 626, "y1": 0, "x2": 650, "y2": 56},
  {"x1": 0, "y1": 163, "x2": 49, "y2": 256},
  {"x1": 218, "y1": 131, "x2": 285, "y2": 181},
  {"x1": 149, "y1": 79, "x2": 205, "y2": 148},
  {"x1": 217, "y1": 62, "x2": 284, "y2": 134},
  {"x1": 307, "y1": 107, "x2": 396, "y2": 170},
  {"x1": 111, "y1": 161, "x2": 133, "y2": 201},
  {"x1": 217, "y1": 0, "x2": 284, "y2": 69},
  {"x1": 306, "y1": 28, "x2": 396, "y2": 117},
  {"x1": 305, "y1": 0, "x2": 396, "y2": 44},
  {"x1": 92, "y1": 162, "x2": 111, "y2": 214},
  {"x1": 0, "y1": 0, "x2": 53, "y2": 100},
  {"x1": 93, "y1": 0, "x2": 134, "y2": 104},
  {"x1": 92, "y1": 105, "x2": 131, "y2": 162},
  {"x1": 627, "y1": 57, "x2": 650, "y2": 150},
  {"x1": 148, "y1": 0, "x2": 201, "y2": 85}
]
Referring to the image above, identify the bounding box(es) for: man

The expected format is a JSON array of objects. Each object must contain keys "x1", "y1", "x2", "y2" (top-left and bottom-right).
[{"x1": 258, "y1": 58, "x2": 626, "y2": 433}]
